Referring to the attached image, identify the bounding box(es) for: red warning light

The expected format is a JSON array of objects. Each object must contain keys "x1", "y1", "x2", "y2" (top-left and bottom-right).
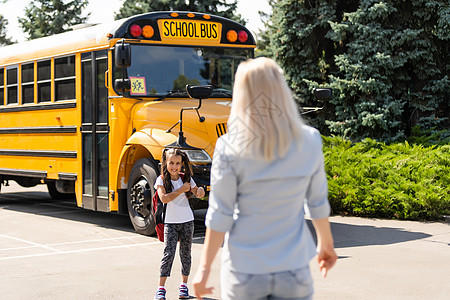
[
  {"x1": 238, "y1": 30, "x2": 248, "y2": 43},
  {"x1": 129, "y1": 24, "x2": 142, "y2": 38}
]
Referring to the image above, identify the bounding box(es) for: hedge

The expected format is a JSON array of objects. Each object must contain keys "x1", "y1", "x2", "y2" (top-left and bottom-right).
[{"x1": 323, "y1": 136, "x2": 450, "y2": 221}]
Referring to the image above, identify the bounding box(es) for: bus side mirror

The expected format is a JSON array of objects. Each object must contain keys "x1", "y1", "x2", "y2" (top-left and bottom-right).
[
  {"x1": 186, "y1": 85, "x2": 213, "y2": 100},
  {"x1": 186, "y1": 84, "x2": 211, "y2": 122},
  {"x1": 313, "y1": 88, "x2": 332, "y2": 101},
  {"x1": 115, "y1": 41, "x2": 131, "y2": 68},
  {"x1": 114, "y1": 40, "x2": 131, "y2": 94}
]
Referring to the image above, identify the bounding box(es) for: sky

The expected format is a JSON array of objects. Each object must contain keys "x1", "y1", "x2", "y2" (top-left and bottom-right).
[{"x1": 0, "y1": 0, "x2": 271, "y2": 43}]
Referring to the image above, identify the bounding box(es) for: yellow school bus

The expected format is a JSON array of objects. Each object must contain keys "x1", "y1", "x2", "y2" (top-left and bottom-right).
[{"x1": 0, "y1": 12, "x2": 255, "y2": 235}]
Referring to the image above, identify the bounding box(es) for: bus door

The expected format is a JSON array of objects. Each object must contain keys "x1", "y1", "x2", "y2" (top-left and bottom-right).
[{"x1": 81, "y1": 50, "x2": 109, "y2": 212}]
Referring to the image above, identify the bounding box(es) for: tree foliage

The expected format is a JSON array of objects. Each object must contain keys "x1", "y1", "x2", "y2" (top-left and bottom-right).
[
  {"x1": 263, "y1": 0, "x2": 449, "y2": 142},
  {"x1": 18, "y1": 0, "x2": 89, "y2": 40},
  {"x1": 115, "y1": 0, "x2": 244, "y2": 24},
  {"x1": 254, "y1": 0, "x2": 275, "y2": 57},
  {"x1": 0, "y1": 14, "x2": 14, "y2": 45}
]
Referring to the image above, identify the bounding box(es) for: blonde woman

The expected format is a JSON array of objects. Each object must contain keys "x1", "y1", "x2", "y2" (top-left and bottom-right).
[{"x1": 193, "y1": 57, "x2": 337, "y2": 300}]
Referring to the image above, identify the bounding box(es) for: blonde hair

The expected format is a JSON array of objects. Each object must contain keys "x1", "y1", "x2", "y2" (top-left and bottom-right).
[{"x1": 228, "y1": 57, "x2": 304, "y2": 160}]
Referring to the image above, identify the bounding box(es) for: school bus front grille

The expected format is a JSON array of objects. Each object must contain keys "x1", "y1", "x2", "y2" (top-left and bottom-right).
[{"x1": 216, "y1": 123, "x2": 227, "y2": 137}]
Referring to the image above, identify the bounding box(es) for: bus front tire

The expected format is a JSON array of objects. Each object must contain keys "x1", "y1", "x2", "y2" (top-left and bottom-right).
[{"x1": 127, "y1": 158, "x2": 158, "y2": 236}]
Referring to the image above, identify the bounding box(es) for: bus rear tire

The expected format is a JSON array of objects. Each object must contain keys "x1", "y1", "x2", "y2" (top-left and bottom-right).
[
  {"x1": 127, "y1": 158, "x2": 158, "y2": 236},
  {"x1": 46, "y1": 182, "x2": 75, "y2": 200}
]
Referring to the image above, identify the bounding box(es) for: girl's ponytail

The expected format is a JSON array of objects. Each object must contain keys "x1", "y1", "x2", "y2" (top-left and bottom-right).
[
  {"x1": 161, "y1": 148, "x2": 173, "y2": 193},
  {"x1": 181, "y1": 151, "x2": 193, "y2": 183},
  {"x1": 180, "y1": 151, "x2": 195, "y2": 201}
]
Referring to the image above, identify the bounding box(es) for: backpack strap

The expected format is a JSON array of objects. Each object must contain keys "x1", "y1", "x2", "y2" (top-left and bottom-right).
[
  {"x1": 162, "y1": 202, "x2": 167, "y2": 224},
  {"x1": 154, "y1": 175, "x2": 168, "y2": 225},
  {"x1": 159, "y1": 175, "x2": 168, "y2": 224}
]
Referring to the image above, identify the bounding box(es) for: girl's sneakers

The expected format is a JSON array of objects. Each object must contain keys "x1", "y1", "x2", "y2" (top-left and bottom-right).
[
  {"x1": 154, "y1": 285, "x2": 189, "y2": 299},
  {"x1": 179, "y1": 284, "x2": 189, "y2": 299},
  {"x1": 154, "y1": 287, "x2": 166, "y2": 300}
]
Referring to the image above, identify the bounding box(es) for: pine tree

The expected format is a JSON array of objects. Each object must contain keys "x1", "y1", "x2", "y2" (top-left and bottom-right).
[
  {"x1": 254, "y1": 0, "x2": 275, "y2": 57},
  {"x1": 0, "y1": 14, "x2": 14, "y2": 45},
  {"x1": 115, "y1": 0, "x2": 244, "y2": 24},
  {"x1": 268, "y1": 0, "x2": 343, "y2": 135},
  {"x1": 326, "y1": 0, "x2": 450, "y2": 141},
  {"x1": 18, "y1": 0, "x2": 89, "y2": 40},
  {"x1": 266, "y1": 0, "x2": 449, "y2": 141}
]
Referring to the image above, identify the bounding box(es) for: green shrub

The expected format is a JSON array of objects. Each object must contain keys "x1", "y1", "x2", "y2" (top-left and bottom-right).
[
  {"x1": 407, "y1": 125, "x2": 450, "y2": 146},
  {"x1": 323, "y1": 136, "x2": 450, "y2": 221}
]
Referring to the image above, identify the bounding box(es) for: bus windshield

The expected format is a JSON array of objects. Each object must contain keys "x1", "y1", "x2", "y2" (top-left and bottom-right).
[{"x1": 115, "y1": 45, "x2": 252, "y2": 97}]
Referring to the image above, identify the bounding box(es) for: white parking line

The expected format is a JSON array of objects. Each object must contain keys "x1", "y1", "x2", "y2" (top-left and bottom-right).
[
  {"x1": 0, "y1": 234, "x2": 61, "y2": 253},
  {"x1": 0, "y1": 236, "x2": 146, "y2": 251},
  {"x1": 0, "y1": 240, "x2": 160, "y2": 261},
  {"x1": 0, "y1": 236, "x2": 204, "y2": 261}
]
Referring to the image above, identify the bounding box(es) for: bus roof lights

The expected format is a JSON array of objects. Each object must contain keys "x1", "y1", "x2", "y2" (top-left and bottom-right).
[
  {"x1": 238, "y1": 30, "x2": 248, "y2": 43},
  {"x1": 171, "y1": 12, "x2": 179, "y2": 17},
  {"x1": 203, "y1": 15, "x2": 211, "y2": 19},
  {"x1": 142, "y1": 25, "x2": 154, "y2": 38},
  {"x1": 187, "y1": 13, "x2": 195, "y2": 18},
  {"x1": 129, "y1": 24, "x2": 142, "y2": 38},
  {"x1": 226, "y1": 30, "x2": 238, "y2": 43}
]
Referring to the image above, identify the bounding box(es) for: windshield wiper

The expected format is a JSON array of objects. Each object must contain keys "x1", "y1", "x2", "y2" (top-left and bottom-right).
[
  {"x1": 153, "y1": 90, "x2": 187, "y2": 101},
  {"x1": 211, "y1": 88, "x2": 232, "y2": 97},
  {"x1": 153, "y1": 88, "x2": 230, "y2": 101}
]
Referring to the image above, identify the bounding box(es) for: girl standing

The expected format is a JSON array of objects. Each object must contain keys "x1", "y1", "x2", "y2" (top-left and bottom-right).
[{"x1": 154, "y1": 148, "x2": 205, "y2": 300}]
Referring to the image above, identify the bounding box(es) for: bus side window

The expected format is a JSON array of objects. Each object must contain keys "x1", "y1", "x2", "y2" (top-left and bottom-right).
[
  {"x1": 37, "y1": 60, "x2": 51, "y2": 103},
  {"x1": 22, "y1": 62, "x2": 35, "y2": 104},
  {"x1": 55, "y1": 55, "x2": 76, "y2": 101},
  {"x1": 6, "y1": 66, "x2": 18, "y2": 105},
  {"x1": 0, "y1": 68, "x2": 4, "y2": 105}
]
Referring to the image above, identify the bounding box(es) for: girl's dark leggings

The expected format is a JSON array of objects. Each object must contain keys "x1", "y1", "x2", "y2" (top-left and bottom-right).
[{"x1": 159, "y1": 221, "x2": 194, "y2": 277}]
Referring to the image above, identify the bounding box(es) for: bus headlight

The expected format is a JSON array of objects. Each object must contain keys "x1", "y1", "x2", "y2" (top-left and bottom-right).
[{"x1": 184, "y1": 150, "x2": 212, "y2": 164}]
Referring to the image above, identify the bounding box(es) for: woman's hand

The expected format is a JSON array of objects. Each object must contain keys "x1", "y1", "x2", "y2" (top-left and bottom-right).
[
  {"x1": 312, "y1": 217, "x2": 337, "y2": 278},
  {"x1": 193, "y1": 228, "x2": 225, "y2": 300},
  {"x1": 196, "y1": 187, "x2": 205, "y2": 198},
  {"x1": 193, "y1": 267, "x2": 213, "y2": 300},
  {"x1": 317, "y1": 245, "x2": 337, "y2": 278}
]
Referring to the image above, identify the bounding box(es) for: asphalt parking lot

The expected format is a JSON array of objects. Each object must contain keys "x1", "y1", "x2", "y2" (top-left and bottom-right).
[{"x1": 1, "y1": 182, "x2": 449, "y2": 299}]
